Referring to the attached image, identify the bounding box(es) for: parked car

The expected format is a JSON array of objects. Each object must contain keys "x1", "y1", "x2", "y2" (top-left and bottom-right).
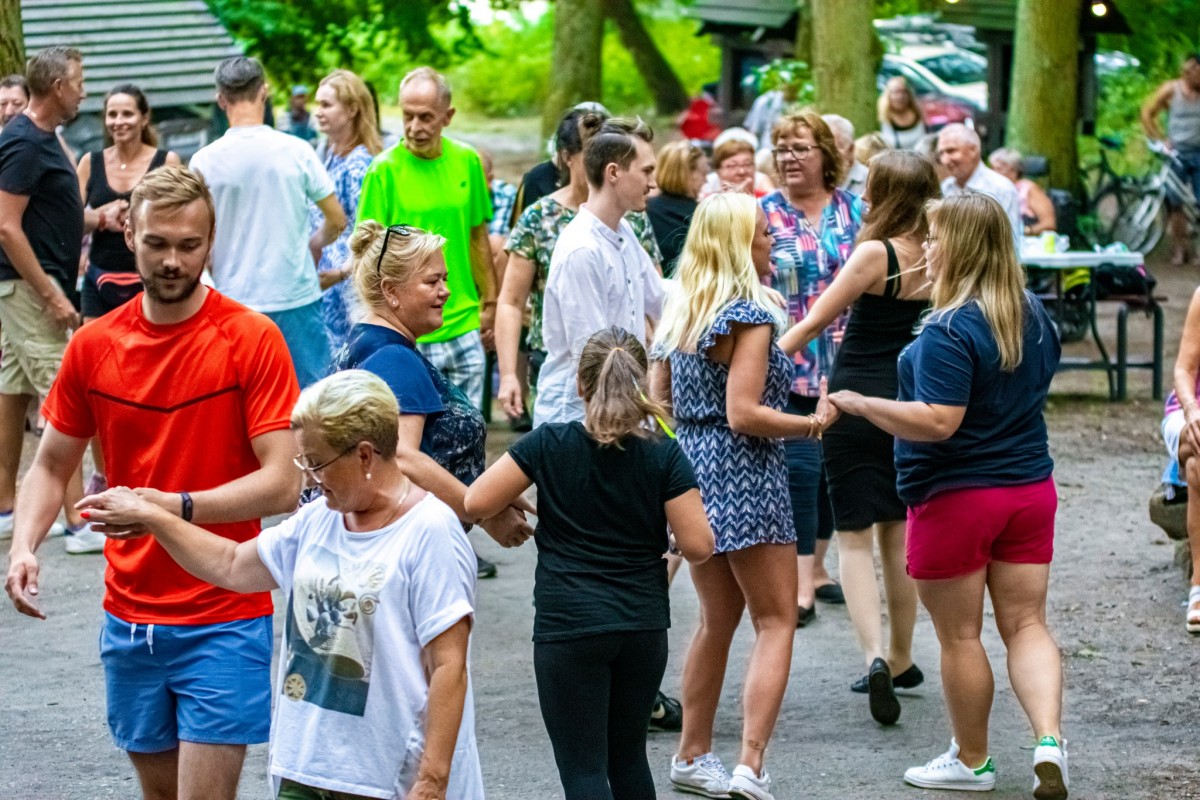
[
  {"x1": 899, "y1": 45, "x2": 989, "y2": 109},
  {"x1": 878, "y1": 55, "x2": 981, "y2": 130}
]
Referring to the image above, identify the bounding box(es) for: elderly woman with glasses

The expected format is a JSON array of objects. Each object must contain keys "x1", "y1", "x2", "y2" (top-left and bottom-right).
[
  {"x1": 334, "y1": 221, "x2": 533, "y2": 573},
  {"x1": 760, "y1": 110, "x2": 865, "y2": 626},
  {"x1": 80, "y1": 369, "x2": 485, "y2": 800}
]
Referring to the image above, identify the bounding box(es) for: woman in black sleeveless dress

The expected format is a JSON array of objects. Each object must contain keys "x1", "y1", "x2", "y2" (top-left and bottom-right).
[
  {"x1": 779, "y1": 150, "x2": 941, "y2": 726},
  {"x1": 76, "y1": 84, "x2": 180, "y2": 321}
]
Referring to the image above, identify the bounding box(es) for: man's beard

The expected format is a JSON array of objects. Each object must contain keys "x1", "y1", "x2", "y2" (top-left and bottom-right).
[{"x1": 142, "y1": 272, "x2": 201, "y2": 305}]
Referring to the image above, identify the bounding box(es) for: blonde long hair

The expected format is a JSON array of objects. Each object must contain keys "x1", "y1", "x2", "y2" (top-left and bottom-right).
[
  {"x1": 655, "y1": 192, "x2": 785, "y2": 355},
  {"x1": 319, "y1": 69, "x2": 383, "y2": 156},
  {"x1": 926, "y1": 193, "x2": 1027, "y2": 370}
]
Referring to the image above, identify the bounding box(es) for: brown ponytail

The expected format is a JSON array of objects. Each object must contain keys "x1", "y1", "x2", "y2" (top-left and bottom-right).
[{"x1": 578, "y1": 327, "x2": 669, "y2": 447}]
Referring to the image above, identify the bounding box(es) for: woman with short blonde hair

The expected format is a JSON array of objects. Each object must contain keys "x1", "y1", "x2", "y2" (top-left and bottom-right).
[
  {"x1": 656, "y1": 191, "x2": 835, "y2": 799},
  {"x1": 829, "y1": 193, "x2": 1067, "y2": 797},
  {"x1": 79, "y1": 369, "x2": 485, "y2": 799}
]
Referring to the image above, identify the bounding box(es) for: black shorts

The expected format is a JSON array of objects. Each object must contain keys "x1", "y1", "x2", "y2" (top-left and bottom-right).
[{"x1": 82, "y1": 263, "x2": 143, "y2": 319}]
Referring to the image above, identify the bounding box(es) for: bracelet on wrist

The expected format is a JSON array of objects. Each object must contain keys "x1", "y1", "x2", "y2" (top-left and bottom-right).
[
  {"x1": 180, "y1": 491, "x2": 193, "y2": 522},
  {"x1": 808, "y1": 414, "x2": 822, "y2": 441}
]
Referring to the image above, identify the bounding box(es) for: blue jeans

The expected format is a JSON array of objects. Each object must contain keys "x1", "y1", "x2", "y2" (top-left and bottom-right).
[
  {"x1": 784, "y1": 395, "x2": 834, "y2": 556},
  {"x1": 265, "y1": 299, "x2": 333, "y2": 389},
  {"x1": 1167, "y1": 147, "x2": 1200, "y2": 210}
]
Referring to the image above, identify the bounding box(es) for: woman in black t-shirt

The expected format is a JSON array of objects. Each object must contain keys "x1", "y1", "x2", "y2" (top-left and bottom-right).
[{"x1": 465, "y1": 327, "x2": 714, "y2": 800}]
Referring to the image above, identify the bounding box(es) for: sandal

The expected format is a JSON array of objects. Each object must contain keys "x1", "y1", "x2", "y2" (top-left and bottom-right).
[{"x1": 1188, "y1": 587, "x2": 1200, "y2": 635}]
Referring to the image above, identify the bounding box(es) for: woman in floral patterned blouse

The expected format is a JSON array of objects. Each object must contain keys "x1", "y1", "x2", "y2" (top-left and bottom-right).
[
  {"x1": 496, "y1": 108, "x2": 662, "y2": 420},
  {"x1": 308, "y1": 69, "x2": 382, "y2": 350}
]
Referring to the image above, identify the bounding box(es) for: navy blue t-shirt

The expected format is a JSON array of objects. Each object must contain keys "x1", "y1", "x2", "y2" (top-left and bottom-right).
[
  {"x1": 509, "y1": 422, "x2": 698, "y2": 643},
  {"x1": 895, "y1": 292, "x2": 1060, "y2": 505},
  {"x1": 335, "y1": 322, "x2": 486, "y2": 484}
]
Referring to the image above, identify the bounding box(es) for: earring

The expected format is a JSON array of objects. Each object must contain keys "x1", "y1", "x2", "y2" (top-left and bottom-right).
[
  {"x1": 365, "y1": 472, "x2": 372, "y2": 480},
  {"x1": 390, "y1": 300, "x2": 398, "y2": 308}
]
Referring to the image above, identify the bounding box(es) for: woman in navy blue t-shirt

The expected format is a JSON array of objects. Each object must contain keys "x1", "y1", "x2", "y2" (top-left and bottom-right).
[{"x1": 828, "y1": 193, "x2": 1068, "y2": 800}]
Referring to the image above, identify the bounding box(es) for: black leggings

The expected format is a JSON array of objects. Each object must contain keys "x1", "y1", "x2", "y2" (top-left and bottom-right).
[{"x1": 534, "y1": 629, "x2": 668, "y2": 800}]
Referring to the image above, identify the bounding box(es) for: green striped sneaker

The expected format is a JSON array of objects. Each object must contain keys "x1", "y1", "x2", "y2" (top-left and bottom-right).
[
  {"x1": 903, "y1": 739, "x2": 996, "y2": 792},
  {"x1": 1033, "y1": 735, "x2": 1069, "y2": 800}
]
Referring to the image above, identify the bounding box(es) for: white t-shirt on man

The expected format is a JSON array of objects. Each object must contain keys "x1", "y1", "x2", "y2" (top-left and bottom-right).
[
  {"x1": 190, "y1": 125, "x2": 335, "y2": 313},
  {"x1": 256, "y1": 493, "x2": 483, "y2": 799},
  {"x1": 534, "y1": 206, "x2": 665, "y2": 427}
]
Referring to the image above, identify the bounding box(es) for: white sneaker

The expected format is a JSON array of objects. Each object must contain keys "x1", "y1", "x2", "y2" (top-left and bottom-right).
[
  {"x1": 904, "y1": 739, "x2": 996, "y2": 792},
  {"x1": 670, "y1": 752, "x2": 731, "y2": 798},
  {"x1": 0, "y1": 510, "x2": 12, "y2": 540},
  {"x1": 728, "y1": 764, "x2": 774, "y2": 800},
  {"x1": 47, "y1": 521, "x2": 66, "y2": 537},
  {"x1": 64, "y1": 524, "x2": 106, "y2": 554},
  {"x1": 1033, "y1": 736, "x2": 1069, "y2": 800}
]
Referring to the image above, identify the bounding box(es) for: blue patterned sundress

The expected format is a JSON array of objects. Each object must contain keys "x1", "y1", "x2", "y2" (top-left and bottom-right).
[{"x1": 668, "y1": 299, "x2": 795, "y2": 553}]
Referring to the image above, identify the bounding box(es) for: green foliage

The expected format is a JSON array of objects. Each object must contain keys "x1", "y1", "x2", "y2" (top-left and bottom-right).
[
  {"x1": 752, "y1": 59, "x2": 817, "y2": 107},
  {"x1": 1104, "y1": 0, "x2": 1200, "y2": 76},
  {"x1": 449, "y1": 13, "x2": 719, "y2": 118}
]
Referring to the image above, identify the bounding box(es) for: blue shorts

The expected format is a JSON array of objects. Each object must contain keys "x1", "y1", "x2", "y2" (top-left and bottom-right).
[
  {"x1": 1167, "y1": 147, "x2": 1200, "y2": 211},
  {"x1": 99, "y1": 611, "x2": 272, "y2": 753},
  {"x1": 264, "y1": 299, "x2": 333, "y2": 389}
]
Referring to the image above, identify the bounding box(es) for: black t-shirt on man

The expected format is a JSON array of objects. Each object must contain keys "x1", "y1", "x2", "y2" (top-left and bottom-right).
[
  {"x1": 0, "y1": 114, "x2": 84, "y2": 292},
  {"x1": 508, "y1": 421, "x2": 698, "y2": 643}
]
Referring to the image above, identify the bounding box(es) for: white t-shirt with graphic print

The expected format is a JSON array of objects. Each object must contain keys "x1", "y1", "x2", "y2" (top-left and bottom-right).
[{"x1": 256, "y1": 493, "x2": 482, "y2": 799}]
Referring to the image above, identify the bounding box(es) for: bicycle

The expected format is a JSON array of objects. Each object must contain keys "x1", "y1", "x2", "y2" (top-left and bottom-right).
[
  {"x1": 1107, "y1": 139, "x2": 1199, "y2": 254},
  {"x1": 1079, "y1": 135, "x2": 1145, "y2": 248}
]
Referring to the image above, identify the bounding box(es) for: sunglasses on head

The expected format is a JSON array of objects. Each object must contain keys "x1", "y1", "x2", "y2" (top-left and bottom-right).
[{"x1": 376, "y1": 225, "x2": 413, "y2": 275}]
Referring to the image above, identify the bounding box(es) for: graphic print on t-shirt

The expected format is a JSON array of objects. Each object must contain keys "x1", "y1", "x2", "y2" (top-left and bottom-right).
[{"x1": 283, "y1": 545, "x2": 390, "y2": 716}]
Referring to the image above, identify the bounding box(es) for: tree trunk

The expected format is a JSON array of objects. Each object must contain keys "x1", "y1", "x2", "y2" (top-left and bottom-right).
[
  {"x1": 1007, "y1": 0, "x2": 1081, "y2": 190},
  {"x1": 811, "y1": 0, "x2": 877, "y2": 137},
  {"x1": 0, "y1": 0, "x2": 24, "y2": 76},
  {"x1": 794, "y1": 1, "x2": 812, "y2": 64},
  {"x1": 542, "y1": 0, "x2": 604, "y2": 138},
  {"x1": 599, "y1": 0, "x2": 689, "y2": 114}
]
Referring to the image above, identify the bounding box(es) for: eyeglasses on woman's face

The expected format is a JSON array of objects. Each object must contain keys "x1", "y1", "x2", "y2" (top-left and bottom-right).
[
  {"x1": 773, "y1": 145, "x2": 817, "y2": 161},
  {"x1": 376, "y1": 225, "x2": 414, "y2": 275},
  {"x1": 292, "y1": 445, "x2": 358, "y2": 484}
]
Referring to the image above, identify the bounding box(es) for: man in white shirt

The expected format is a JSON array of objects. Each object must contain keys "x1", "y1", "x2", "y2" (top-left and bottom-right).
[
  {"x1": 190, "y1": 57, "x2": 346, "y2": 387},
  {"x1": 823, "y1": 114, "x2": 869, "y2": 197},
  {"x1": 535, "y1": 118, "x2": 664, "y2": 426},
  {"x1": 937, "y1": 123, "x2": 1022, "y2": 245}
]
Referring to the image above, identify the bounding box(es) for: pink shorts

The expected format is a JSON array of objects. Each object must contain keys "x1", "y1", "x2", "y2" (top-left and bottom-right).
[{"x1": 906, "y1": 477, "x2": 1057, "y2": 580}]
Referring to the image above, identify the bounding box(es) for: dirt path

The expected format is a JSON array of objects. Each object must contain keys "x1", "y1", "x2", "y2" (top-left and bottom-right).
[{"x1": 2, "y1": 257, "x2": 1199, "y2": 799}]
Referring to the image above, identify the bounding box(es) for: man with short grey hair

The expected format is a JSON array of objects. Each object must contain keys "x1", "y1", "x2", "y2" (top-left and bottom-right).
[
  {"x1": 0, "y1": 46, "x2": 89, "y2": 546},
  {"x1": 937, "y1": 123, "x2": 1022, "y2": 243},
  {"x1": 190, "y1": 56, "x2": 346, "y2": 388},
  {"x1": 357, "y1": 66, "x2": 495, "y2": 411},
  {"x1": 823, "y1": 114, "x2": 869, "y2": 196}
]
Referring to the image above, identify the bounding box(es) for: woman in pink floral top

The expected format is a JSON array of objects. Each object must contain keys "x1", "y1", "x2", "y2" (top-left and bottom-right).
[{"x1": 759, "y1": 110, "x2": 864, "y2": 623}]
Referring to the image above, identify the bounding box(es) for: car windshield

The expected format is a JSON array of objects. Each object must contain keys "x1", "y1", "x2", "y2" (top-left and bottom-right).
[
  {"x1": 879, "y1": 61, "x2": 936, "y2": 95},
  {"x1": 917, "y1": 52, "x2": 986, "y2": 85}
]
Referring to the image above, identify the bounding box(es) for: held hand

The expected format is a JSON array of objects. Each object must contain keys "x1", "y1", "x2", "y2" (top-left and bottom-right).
[
  {"x1": 76, "y1": 487, "x2": 160, "y2": 536},
  {"x1": 828, "y1": 388, "x2": 866, "y2": 417},
  {"x1": 45, "y1": 293, "x2": 80, "y2": 332},
  {"x1": 97, "y1": 199, "x2": 129, "y2": 231},
  {"x1": 497, "y1": 374, "x2": 525, "y2": 420},
  {"x1": 1183, "y1": 415, "x2": 1200, "y2": 458},
  {"x1": 815, "y1": 377, "x2": 840, "y2": 431},
  {"x1": 405, "y1": 778, "x2": 445, "y2": 800},
  {"x1": 762, "y1": 287, "x2": 787, "y2": 310},
  {"x1": 479, "y1": 504, "x2": 533, "y2": 548},
  {"x1": 479, "y1": 305, "x2": 497, "y2": 351},
  {"x1": 5, "y1": 551, "x2": 45, "y2": 619},
  {"x1": 318, "y1": 269, "x2": 344, "y2": 291}
]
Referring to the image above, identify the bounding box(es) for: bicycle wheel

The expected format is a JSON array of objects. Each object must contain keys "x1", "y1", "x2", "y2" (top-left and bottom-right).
[
  {"x1": 1113, "y1": 189, "x2": 1165, "y2": 252},
  {"x1": 1090, "y1": 185, "x2": 1131, "y2": 246}
]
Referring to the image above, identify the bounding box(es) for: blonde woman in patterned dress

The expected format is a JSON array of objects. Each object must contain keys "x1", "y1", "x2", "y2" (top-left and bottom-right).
[{"x1": 653, "y1": 191, "x2": 835, "y2": 800}]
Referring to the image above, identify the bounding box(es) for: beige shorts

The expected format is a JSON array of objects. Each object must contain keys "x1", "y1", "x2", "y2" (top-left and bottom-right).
[{"x1": 0, "y1": 278, "x2": 68, "y2": 397}]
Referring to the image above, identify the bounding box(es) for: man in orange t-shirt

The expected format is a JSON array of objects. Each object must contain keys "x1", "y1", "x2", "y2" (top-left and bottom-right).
[{"x1": 5, "y1": 166, "x2": 301, "y2": 800}]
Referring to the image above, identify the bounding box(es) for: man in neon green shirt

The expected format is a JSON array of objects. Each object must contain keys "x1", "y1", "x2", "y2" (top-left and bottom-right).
[{"x1": 357, "y1": 67, "x2": 495, "y2": 410}]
